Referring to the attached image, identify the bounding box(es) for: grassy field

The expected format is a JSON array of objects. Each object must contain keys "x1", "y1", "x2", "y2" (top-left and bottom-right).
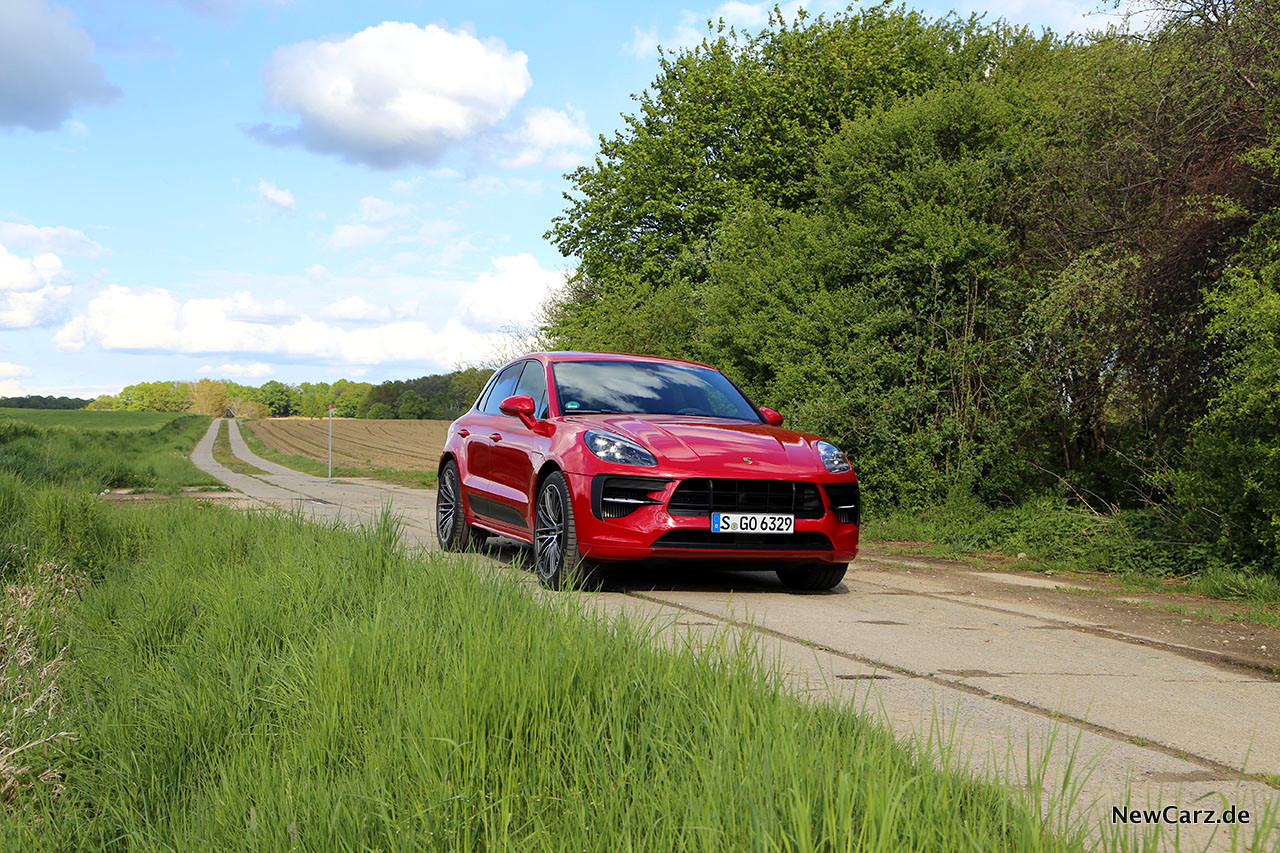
[
  {"x1": 0, "y1": 414, "x2": 1112, "y2": 851},
  {"x1": 0, "y1": 407, "x2": 187, "y2": 431},
  {"x1": 241, "y1": 418, "x2": 439, "y2": 488},
  {"x1": 0, "y1": 413, "x2": 219, "y2": 493}
]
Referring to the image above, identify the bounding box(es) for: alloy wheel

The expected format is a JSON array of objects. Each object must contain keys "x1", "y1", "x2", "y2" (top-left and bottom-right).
[
  {"x1": 436, "y1": 466, "x2": 458, "y2": 544},
  {"x1": 534, "y1": 482, "x2": 565, "y2": 581}
]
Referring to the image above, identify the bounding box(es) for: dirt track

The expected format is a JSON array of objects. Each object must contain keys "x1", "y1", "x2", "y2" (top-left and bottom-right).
[
  {"x1": 248, "y1": 417, "x2": 450, "y2": 470},
  {"x1": 193, "y1": 418, "x2": 1280, "y2": 851}
]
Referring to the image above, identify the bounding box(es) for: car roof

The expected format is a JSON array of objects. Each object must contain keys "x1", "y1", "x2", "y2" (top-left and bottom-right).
[{"x1": 522, "y1": 351, "x2": 715, "y2": 370}]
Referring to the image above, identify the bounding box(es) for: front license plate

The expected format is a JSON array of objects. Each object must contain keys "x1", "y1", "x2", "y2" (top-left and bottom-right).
[{"x1": 711, "y1": 512, "x2": 794, "y2": 534}]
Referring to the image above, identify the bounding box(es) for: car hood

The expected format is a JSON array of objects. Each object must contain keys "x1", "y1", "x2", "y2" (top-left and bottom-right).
[{"x1": 564, "y1": 414, "x2": 823, "y2": 475}]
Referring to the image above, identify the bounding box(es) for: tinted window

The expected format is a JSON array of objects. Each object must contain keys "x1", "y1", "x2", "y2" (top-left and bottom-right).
[
  {"x1": 551, "y1": 360, "x2": 761, "y2": 421},
  {"x1": 514, "y1": 360, "x2": 549, "y2": 419},
  {"x1": 480, "y1": 362, "x2": 525, "y2": 415}
]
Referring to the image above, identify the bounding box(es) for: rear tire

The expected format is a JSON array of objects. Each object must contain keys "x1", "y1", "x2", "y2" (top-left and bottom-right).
[
  {"x1": 436, "y1": 460, "x2": 475, "y2": 552},
  {"x1": 776, "y1": 562, "x2": 847, "y2": 591},
  {"x1": 533, "y1": 471, "x2": 598, "y2": 590}
]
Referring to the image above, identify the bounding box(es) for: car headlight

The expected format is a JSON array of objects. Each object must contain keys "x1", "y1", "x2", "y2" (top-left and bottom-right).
[
  {"x1": 584, "y1": 430, "x2": 657, "y2": 467},
  {"x1": 816, "y1": 441, "x2": 851, "y2": 474}
]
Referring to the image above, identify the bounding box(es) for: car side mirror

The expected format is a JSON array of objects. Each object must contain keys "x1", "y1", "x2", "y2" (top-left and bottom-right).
[
  {"x1": 499, "y1": 394, "x2": 537, "y2": 429},
  {"x1": 760, "y1": 407, "x2": 784, "y2": 427}
]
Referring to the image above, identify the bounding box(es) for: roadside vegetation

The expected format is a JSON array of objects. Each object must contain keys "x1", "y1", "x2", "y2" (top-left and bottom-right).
[
  {"x1": 239, "y1": 418, "x2": 439, "y2": 488},
  {"x1": 0, "y1": 399, "x2": 1114, "y2": 852},
  {"x1": 0, "y1": 413, "x2": 217, "y2": 492},
  {"x1": 541, "y1": 0, "x2": 1280, "y2": 588},
  {"x1": 0, "y1": 407, "x2": 187, "y2": 431}
]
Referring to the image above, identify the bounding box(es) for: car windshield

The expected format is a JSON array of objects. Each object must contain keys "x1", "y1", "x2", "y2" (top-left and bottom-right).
[{"x1": 551, "y1": 360, "x2": 762, "y2": 421}]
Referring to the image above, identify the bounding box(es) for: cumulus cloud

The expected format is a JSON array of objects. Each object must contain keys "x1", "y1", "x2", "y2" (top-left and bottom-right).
[
  {"x1": 457, "y1": 253, "x2": 566, "y2": 332},
  {"x1": 55, "y1": 255, "x2": 569, "y2": 368},
  {"x1": 502, "y1": 106, "x2": 592, "y2": 169},
  {"x1": 195, "y1": 361, "x2": 274, "y2": 378},
  {"x1": 0, "y1": 362, "x2": 32, "y2": 379},
  {"x1": 0, "y1": 243, "x2": 72, "y2": 329},
  {"x1": 0, "y1": 221, "x2": 108, "y2": 256},
  {"x1": 257, "y1": 180, "x2": 296, "y2": 210},
  {"x1": 0, "y1": 0, "x2": 121, "y2": 132},
  {"x1": 249, "y1": 21, "x2": 531, "y2": 169}
]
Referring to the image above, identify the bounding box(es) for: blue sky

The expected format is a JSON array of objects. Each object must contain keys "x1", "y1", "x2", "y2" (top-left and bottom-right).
[{"x1": 0, "y1": 0, "x2": 1120, "y2": 398}]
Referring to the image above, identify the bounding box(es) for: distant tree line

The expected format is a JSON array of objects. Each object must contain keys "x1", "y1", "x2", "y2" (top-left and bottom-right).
[
  {"x1": 86, "y1": 369, "x2": 490, "y2": 422},
  {"x1": 0, "y1": 395, "x2": 92, "y2": 409},
  {"x1": 543, "y1": 1, "x2": 1280, "y2": 573}
]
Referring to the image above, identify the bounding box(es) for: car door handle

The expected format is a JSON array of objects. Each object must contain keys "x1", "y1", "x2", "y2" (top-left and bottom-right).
[
  {"x1": 489, "y1": 432, "x2": 503, "y2": 442},
  {"x1": 457, "y1": 429, "x2": 470, "y2": 437}
]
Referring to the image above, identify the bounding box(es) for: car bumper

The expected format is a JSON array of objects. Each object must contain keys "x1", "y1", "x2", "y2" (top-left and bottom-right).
[{"x1": 566, "y1": 472, "x2": 860, "y2": 564}]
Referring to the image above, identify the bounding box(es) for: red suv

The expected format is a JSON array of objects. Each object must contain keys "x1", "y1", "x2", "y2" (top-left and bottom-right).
[{"x1": 436, "y1": 352, "x2": 860, "y2": 589}]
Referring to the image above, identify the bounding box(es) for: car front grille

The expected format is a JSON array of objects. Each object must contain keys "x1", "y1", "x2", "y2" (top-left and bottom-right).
[
  {"x1": 667, "y1": 478, "x2": 826, "y2": 519},
  {"x1": 822, "y1": 482, "x2": 861, "y2": 526},
  {"x1": 651, "y1": 530, "x2": 834, "y2": 551},
  {"x1": 591, "y1": 475, "x2": 671, "y2": 519}
]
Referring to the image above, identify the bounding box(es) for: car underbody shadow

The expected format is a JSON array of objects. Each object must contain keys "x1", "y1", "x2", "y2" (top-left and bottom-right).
[{"x1": 474, "y1": 535, "x2": 848, "y2": 595}]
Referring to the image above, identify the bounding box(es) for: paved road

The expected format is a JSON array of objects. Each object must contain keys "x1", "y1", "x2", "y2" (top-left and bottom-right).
[{"x1": 193, "y1": 418, "x2": 1280, "y2": 851}]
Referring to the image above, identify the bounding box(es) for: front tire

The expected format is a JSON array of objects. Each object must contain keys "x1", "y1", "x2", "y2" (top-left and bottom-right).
[
  {"x1": 436, "y1": 460, "x2": 475, "y2": 551},
  {"x1": 776, "y1": 562, "x2": 847, "y2": 591},
  {"x1": 533, "y1": 471, "x2": 597, "y2": 589}
]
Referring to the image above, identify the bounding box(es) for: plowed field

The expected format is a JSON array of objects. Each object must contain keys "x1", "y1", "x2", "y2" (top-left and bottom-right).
[{"x1": 250, "y1": 418, "x2": 450, "y2": 471}]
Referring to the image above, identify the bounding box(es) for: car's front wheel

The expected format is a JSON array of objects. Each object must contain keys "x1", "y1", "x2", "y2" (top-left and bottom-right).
[
  {"x1": 533, "y1": 471, "x2": 597, "y2": 589},
  {"x1": 776, "y1": 562, "x2": 847, "y2": 591}
]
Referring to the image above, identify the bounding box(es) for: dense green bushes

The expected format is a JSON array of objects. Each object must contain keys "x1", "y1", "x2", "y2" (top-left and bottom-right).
[{"x1": 543, "y1": 1, "x2": 1280, "y2": 576}]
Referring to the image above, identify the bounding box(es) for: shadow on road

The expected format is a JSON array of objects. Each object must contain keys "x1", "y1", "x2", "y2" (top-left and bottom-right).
[{"x1": 474, "y1": 535, "x2": 848, "y2": 595}]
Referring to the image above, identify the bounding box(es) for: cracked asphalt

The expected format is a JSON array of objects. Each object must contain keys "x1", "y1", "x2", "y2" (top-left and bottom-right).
[{"x1": 192, "y1": 417, "x2": 1280, "y2": 851}]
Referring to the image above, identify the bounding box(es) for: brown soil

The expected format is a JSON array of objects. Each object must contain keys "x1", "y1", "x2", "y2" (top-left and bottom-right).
[{"x1": 250, "y1": 418, "x2": 451, "y2": 471}]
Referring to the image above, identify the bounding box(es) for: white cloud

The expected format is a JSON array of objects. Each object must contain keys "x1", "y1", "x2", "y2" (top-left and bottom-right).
[
  {"x1": 250, "y1": 21, "x2": 532, "y2": 169},
  {"x1": 67, "y1": 119, "x2": 89, "y2": 136},
  {"x1": 502, "y1": 106, "x2": 592, "y2": 169},
  {"x1": 0, "y1": 380, "x2": 24, "y2": 396},
  {"x1": 56, "y1": 255, "x2": 570, "y2": 369},
  {"x1": 629, "y1": 1, "x2": 824, "y2": 58},
  {"x1": 389, "y1": 177, "x2": 421, "y2": 195},
  {"x1": 324, "y1": 295, "x2": 392, "y2": 323},
  {"x1": 417, "y1": 219, "x2": 459, "y2": 244},
  {"x1": 457, "y1": 253, "x2": 567, "y2": 332},
  {"x1": 0, "y1": 362, "x2": 32, "y2": 379},
  {"x1": 0, "y1": 243, "x2": 72, "y2": 329},
  {"x1": 0, "y1": 0, "x2": 120, "y2": 132},
  {"x1": 257, "y1": 180, "x2": 296, "y2": 210},
  {"x1": 195, "y1": 361, "x2": 274, "y2": 378},
  {"x1": 356, "y1": 196, "x2": 413, "y2": 223},
  {"x1": 328, "y1": 223, "x2": 388, "y2": 249},
  {"x1": 0, "y1": 221, "x2": 108, "y2": 256}
]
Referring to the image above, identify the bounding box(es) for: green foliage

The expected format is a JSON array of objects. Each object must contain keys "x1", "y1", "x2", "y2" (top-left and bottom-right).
[
  {"x1": 257, "y1": 379, "x2": 297, "y2": 417},
  {"x1": 365, "y1": 401, "x2": 394, "y2": 419},
  {"x1": 542, "y1": 0, "x2": 1280, "y2": 576},
  {"x1": 0, "y1": 394, "x2": 90, "y2": 409},
  {"x1": 394, "y1": 389, "x2": 428, "y2": 419}
]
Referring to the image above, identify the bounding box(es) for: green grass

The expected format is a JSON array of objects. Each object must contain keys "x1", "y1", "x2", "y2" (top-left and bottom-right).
[
  {"x1": 212, "y1": 419, "x2": 266, "y2": 475},
  {"x1": 239, "y1": 419, "x2": 438, "y2": 488},
  {"x1": 0, "y1": 488, "x2": 1110, "y2": 852},
  {"x1": 0, "y1": 407, "x2": 188, "y2": 431},
  {"x1": 0, "y1": 414, "x2": 220, "y2": 493}
]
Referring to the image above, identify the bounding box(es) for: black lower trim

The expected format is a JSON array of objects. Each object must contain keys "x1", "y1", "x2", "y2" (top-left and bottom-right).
[
  {"x1": 651, "y1": 530, "x2": 833, "y2": 551},
  {"x1": 591, "y1": 474, "x2": 671, "y2": 520},
  {"x1": 468, "y1": 493, "x2": 528, "y2": 529}
]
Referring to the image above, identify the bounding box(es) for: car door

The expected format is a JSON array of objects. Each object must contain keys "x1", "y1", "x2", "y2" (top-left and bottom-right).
[
  {"x1": 461, "y1": 361, "x2": 528, "y2": 532},
  {"x1": 488, "y1": 359, "x2": 551, "y2": 523}
]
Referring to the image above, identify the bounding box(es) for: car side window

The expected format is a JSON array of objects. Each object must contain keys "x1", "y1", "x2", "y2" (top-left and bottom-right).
[
  {"x1": 474, "y1": 374, "x2": 498, "y2": 412},
  {"x1": 480, "y1": 362, "x2": 525, "y2": 415},
  {"x1": 514, "y1": 360, "x2": 548, "y2": 419}
]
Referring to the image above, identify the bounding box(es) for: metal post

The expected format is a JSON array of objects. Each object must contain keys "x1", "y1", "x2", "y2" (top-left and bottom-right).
[{"x1": 328, "y1": 404, "x2": 333, "y2": 480}]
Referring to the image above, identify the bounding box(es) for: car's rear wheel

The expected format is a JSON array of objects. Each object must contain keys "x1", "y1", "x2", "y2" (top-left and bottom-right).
[
  {"x1": 436, "y1": 460, "x2": 476, "y2": 551},
  {"x1": 534, "y1": 471, "x2": 597, "y2": 589},
  {"x1": 776, "y1": 562, "x2": 847, "y2": 591}
]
